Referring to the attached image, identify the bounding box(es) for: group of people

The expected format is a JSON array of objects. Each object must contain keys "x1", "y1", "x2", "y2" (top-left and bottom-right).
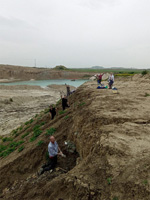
[{"x1": 96, "y1": 73, "x2": 114, "y2": 89}]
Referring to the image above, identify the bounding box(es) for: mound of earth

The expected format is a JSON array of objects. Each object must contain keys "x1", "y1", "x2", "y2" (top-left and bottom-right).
[{"x1": 0, "y1": 77, "x2": 150, "y2": 200}]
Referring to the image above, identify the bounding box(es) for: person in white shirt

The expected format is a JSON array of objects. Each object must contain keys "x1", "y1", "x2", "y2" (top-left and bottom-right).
[
  {"x1": 39, "y1": 136, "x2": 63, "y2": 175},
  {"x1": 109, "y1": 73, "x2": 114, "y2": 89}
]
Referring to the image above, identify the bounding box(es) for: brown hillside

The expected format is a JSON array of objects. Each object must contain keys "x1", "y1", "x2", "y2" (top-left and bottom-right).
[
  {"x1": 0, "y1": 77, "x2": 150, "y2": 200},
  {"x1": 0, "y1": 65, "x2": 93, "y2": 81}
]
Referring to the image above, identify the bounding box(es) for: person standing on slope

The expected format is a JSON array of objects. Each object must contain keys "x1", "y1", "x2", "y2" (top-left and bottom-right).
[{"x1": 39, "y1": 136, "x2": 63, "y2": 175}]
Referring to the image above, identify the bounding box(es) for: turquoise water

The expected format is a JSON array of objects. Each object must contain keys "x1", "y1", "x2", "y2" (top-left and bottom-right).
[{"x1": 0, "y1": 79, "x2": 88, "y2": 88}]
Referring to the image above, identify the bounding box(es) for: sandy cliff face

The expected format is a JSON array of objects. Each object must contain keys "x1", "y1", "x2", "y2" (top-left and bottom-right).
[
  {"x1": 0, "y1": 65, "x2": 93, "y2": 81},
  {"x1": 0, "y1": 77, "x2": 150, "y2": 200}
]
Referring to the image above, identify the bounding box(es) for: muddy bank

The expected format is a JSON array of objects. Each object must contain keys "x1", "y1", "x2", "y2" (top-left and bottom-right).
[{"x1": 0, "y1": 84, "x2": 76, "y2": 136}]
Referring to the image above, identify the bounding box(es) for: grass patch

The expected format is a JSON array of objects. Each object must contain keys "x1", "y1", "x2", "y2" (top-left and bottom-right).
[
  {"x1": 115, "y1": 73, "x2": 134, "y2": 77},
  {"x1": 21, "y1": 132, "x2": 30, "y2": 139},
  {"x1": 46, "y1": 128, "x2": 56, "y2": 136},
  {"x1": 2, "y1": 137, "x2": 13, "y2": 142},
  {"x1": 37, "y1": 140, "x2": 44, "y2": 146},
  {"x1": 145, "y1": 93, "x2": 150, "y2": 97},
  {"x1": 18, "y1": 145, "x2": 24, "y2": 152},
  {"x1": 79, "y1": 102, "x2": 86, "y2": 107},
  {"x1": 59, "y1": 110, "x2": 66, "y2": 115}
]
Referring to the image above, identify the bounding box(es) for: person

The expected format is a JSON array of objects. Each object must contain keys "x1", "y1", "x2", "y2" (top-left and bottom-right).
[
  {"x1": 61, "y1": 95, "x2": 70, "y2": 110},
  {"x1": 65, "y1": 83, "x2": 70, "y2": 96},
  {"x1": 108, "y1": 73, "x2": 114, "y2": 89},
  {"x1": 98, "y1": 73, "x2": 104, "y2": 85},
  {"x1": 39, "y1": 136, "x2": 63, "y2": 175},
  {"x1": 96, "y1": 73, "x2": 104, "y2": 85},
  {"x1": 49, "y1": 106, "x2": 56, "y2": 120}
]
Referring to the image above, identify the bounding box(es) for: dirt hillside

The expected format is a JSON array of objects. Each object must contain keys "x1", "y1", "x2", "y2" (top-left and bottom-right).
[
  {"x1": 0, "y1": 65, "x2": 93, "y2": 81},
  {"x1": 0, "y1": 76, "x2": 150, "y2": 200}
]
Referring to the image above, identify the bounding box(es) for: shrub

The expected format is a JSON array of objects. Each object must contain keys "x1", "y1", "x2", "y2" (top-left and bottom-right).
[
  {"x1": 2, "y1": 137, "x2": 13, "y2": 142},
  {"x1": 44, "y1": 109, "x2": 49, "y2": 114},
  {"x1": 18, "y1": 145, "x2": 24, "y2": 152},
  {"x1": 37, "y1": 140, "x2": 44, "y2": 146},
  {"x1": 46, "y1": 128, "x2": 56, "y2": 136},
  {"x1": 113, "y1": 197, "x2": 118, "y2": 200},
  {"x1": 141, "y1": 70, "x2": 148, "y2": 76},
  {"x1": 21, "y1": 132, "x2": 30, "y2": 139}
]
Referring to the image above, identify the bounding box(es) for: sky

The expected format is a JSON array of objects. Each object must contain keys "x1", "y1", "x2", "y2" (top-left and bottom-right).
[{"x1": 0, "y1": 0, "x2": 150, "y2": 68}]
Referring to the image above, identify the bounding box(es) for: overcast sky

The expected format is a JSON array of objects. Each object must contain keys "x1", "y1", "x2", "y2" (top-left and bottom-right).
[{"x1": 0, "y1": 0, "x2": 150, "y2": 68}]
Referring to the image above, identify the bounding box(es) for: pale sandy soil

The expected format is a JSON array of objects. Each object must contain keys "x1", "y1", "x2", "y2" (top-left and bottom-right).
[{"x1": 0, "y1": 84, "x2": 75, "y2": 136}]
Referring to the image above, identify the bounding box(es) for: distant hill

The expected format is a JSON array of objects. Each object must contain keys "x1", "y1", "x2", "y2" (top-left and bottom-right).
[{"x1": 91, "y1": 66, "x2": 104, "y2": 69}]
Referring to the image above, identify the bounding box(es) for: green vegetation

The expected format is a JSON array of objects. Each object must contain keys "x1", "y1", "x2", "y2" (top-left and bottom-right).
[
  {"x1": 2, "y1": 137, "x2": 13, "y2": 142},
  {"x1": 113, "y1": 197, "x2": 119, "y2": 200},
  {"x1": 25, "y1": 118, "x2": 34, "y2": 125},
  {"x1": 141, "y1": 70, "x2": 148, "y2": 76},
  {"x1": 21, "y1": 132, "x2": 30, "y2": 139},
  {"x1": 0, "y1": 144, "x2": 7, "y2": 153},
  {"x1": 79, "y1": 102, "x2": 86, "y2": 107},
  {"x1": 145, "y1": 93, "x2": 150, "y2": 97},
  {"x1": 107, "y1": 177, "x2": 112, "y2": 185},
  {"x1": 0, "y1": 140, "x2": 24, "y2": 157},
  {"x1": 0, "y1": 147, "x2": 16, "y2": 157},
  {"x1": 143, "y1": 180, "x2": 148, "y2": 185},
  {"x1": 18, "y1": 145, "x2": 24, "y2": 152},
  {"x1": 64, "y1": 115, "x2": 69, "y2": 120},
  {"x1": 115, "y1": 73, "x2": 134, "y2": 77},
  {"x1": 54, "y1": 65, "x2": 68, "y2": 70},
  {"x1": 46, "y1": 128, "x2": 56, "y2": 136},
  {"x1": 30, "y1": 125, "x2": 42, "y2": 142},
  {"x1": 40, "y1": 121, "x2": 46, "y2": 126},
  {"x1": 59, "y1": 110, "x2": 66, "y2": 115},
  {"x1": 37, "y1": 140, "x2": 44, "y2": 146},
  {"x1": 44, "y1": 108, "x2": 49, "y2": 114}
]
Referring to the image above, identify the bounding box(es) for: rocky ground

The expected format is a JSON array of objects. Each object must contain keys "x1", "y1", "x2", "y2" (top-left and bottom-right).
[
  {"x1": 0, "y1": 75, "x2": 150, "y2": 200},
  {"x1": 0, "y1": 84, "x2": 75, "y2": 136}
]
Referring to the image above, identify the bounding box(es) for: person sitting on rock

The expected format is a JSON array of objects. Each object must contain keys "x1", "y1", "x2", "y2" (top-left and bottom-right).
[
  {"x1": 61, "y1": 95, "x2": 70, "y2": 110},
  {"x1": 108, "y1": 73, "x2": 114, "y2": 89},
  {"x1": 49, "y1": 105, "x2": 57, "y2": 120},
  {"x1": 39, "y1": 136, "x2": 63, "y2": 175}
]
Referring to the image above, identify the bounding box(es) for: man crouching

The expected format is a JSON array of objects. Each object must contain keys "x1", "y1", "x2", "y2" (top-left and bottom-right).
[{"x1": 39, "y1": 136, "x2": 63, "y2": 175}]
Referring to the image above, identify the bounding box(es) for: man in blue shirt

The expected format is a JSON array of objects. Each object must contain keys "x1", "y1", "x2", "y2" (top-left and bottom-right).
[{"x1": 39, "y1": 136, "x2": 62, "y2": 175}]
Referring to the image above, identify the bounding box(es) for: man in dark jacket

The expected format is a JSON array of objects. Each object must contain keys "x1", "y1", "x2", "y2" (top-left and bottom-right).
[{"x1": 61, "y1": 95, "x2": 70, "y2": 110}]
